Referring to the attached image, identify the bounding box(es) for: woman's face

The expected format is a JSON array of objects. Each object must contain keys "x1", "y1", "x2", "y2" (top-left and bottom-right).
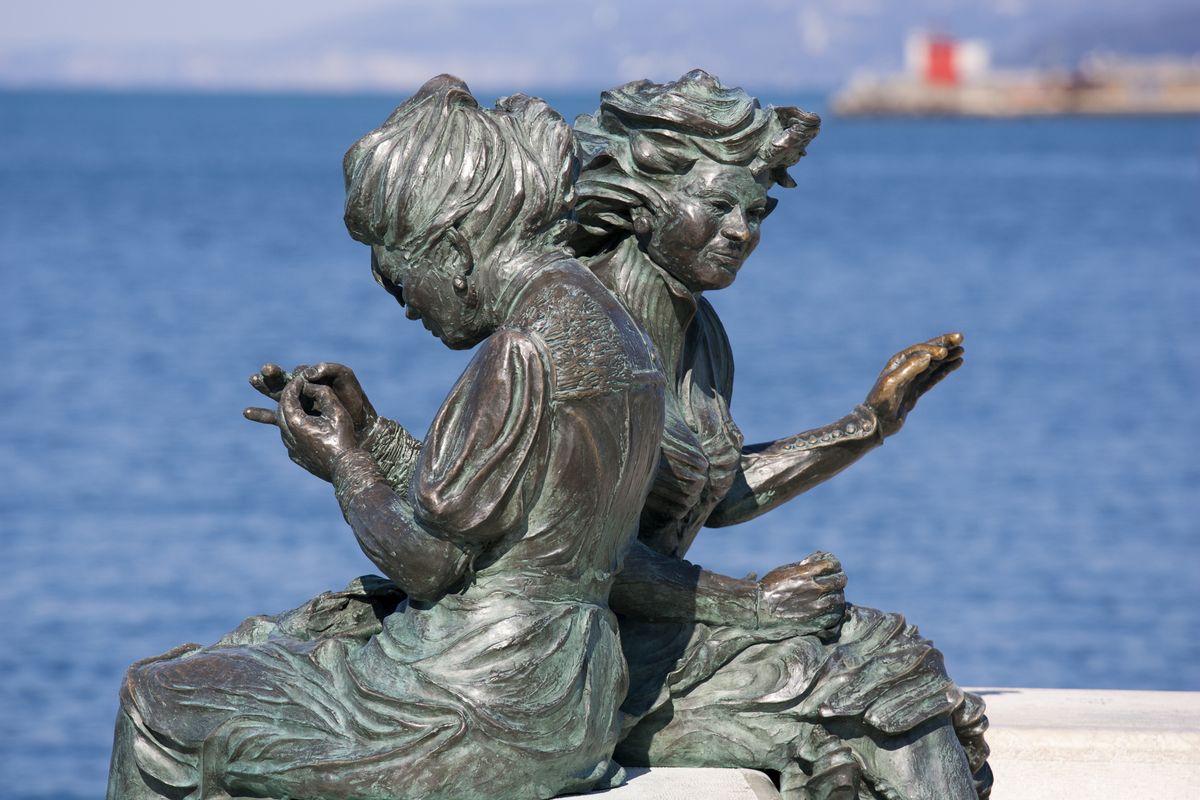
[
  {"x1": 644, "y1": 159, "x2": 773, "y2": 293},
  {"x1": 370, "y1": 241, "x2": 488, "y2": 351}
]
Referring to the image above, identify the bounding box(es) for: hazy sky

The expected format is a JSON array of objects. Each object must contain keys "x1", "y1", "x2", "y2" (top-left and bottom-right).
[
  {"x1": 1, "y1": 0, "x2": 389, "y2": 46},
  {"x1": 3, "y1": 0, "x2": 1196, "y2": 90}
]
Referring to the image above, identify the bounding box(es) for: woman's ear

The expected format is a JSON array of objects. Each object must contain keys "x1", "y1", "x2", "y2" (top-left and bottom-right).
[
  {"x1": 443, "y1": 227, "x2": 476, "y2": 278},
  {"x1": 443, "y1": 228, "x2": 479, "y2": 308},
  {"x1": 632, "y1": 207, "x2": 652, "y2": 237}
]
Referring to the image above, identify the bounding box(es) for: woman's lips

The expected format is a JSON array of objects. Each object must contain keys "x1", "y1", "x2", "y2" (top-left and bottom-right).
[{"x1": 710, "y1": 250, "x2": 744, "y2": 270}]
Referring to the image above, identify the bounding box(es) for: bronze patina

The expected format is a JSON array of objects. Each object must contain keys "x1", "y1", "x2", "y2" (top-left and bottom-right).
[
  {"x1": 106, "y1": 71, "x2": 988, "y2": 800},
  {"x1": 573, "y1": 70, "x2": 990, "y2": 800}
]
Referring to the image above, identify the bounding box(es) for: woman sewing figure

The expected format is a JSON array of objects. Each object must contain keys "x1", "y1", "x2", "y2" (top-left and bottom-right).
[
  {"x1": 571, "y1": 70, "x2": 992, "y2": 799},
  {"x1": 108, "y1": 76, "x2": 667, "y2": 800}
]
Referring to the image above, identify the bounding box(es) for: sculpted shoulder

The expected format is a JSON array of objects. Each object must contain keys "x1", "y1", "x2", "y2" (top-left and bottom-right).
[{"x1": 510, "y1": 259, "x2": 664, "y2": 400}]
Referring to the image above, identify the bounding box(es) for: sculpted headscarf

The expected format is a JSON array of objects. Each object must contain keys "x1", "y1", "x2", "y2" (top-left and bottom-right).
[{"x1": 573, "y1": 69, "x2": 820, "y2": 245}]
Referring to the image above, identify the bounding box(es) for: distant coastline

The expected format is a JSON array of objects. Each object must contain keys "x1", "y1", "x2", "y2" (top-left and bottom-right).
[{"x1": 833, "y1": 33, "x2": 1200, "y2": 118}]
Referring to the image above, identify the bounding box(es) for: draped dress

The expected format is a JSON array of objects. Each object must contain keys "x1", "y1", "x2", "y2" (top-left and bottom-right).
[
  {"x1": 109, "y1": 265, "x2": 666, "y2": 800},
  {"x1": 605, "y1": 264, "x2": 990, "y2": 794}
]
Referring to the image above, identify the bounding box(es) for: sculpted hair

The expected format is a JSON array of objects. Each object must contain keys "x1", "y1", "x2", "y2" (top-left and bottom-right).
[
  {"x1": 343, "y1": 75, "x2": 576, "y2": 261},
  {"x1": 573, "y1": 69, "x2": 820, "y2": 247}
]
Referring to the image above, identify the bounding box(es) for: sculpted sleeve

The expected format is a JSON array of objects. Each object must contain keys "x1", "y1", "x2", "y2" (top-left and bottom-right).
[{"x1": 412, "y1": 328, "x2": 552, "y2": 547}]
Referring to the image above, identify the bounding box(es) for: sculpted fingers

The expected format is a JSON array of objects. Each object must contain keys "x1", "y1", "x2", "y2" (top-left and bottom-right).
[
  {"x1": 248, "y1": 372, "x2": 275, "y2": 400},
  {"x1": 885, "y1": 333, "x2": 963, "y2": 372},
  {"x1": 261, "y1": 362, "x2": 286, "y2": 384},
  {"x1": 303, "y1": 382, "x2": 347, "y2": 423},
  {"x1": 885, "y1": 344, "x2": 942, "y2": 375},
  {"x1": 787, "y1": 550, "x2": 839, "y2": 573},
  {"x1": 255, "y1": 363, "x2": 289, "y2": 399},
  {"x1": 243, "y1": 406, "x2": 278, "y2": 426},
  {"x1": 887, "y1": 352, "x2": 932, "y2": 388},
  {"x1": 278, "y1": 378, "x2": 307, "y2": 426},
  {"x1": 926, "y1": 331, "x2": 964, "y2": 349},
  {"x1": 800, "y1": 552, "x2": 847, "y2": 593},
  {"x1": 913, "y1": 355, "x2": 964, "y2": 398},
  {"x1": 299, "y1": 362, "x2": 347, "y2": 383},
  {"x1": 799, "y1": 550, "x2": 841, "y2": 568},
  {"x1": 814, "y1": 570, "x2": 848, "y2": 592},
  {"x1": 906, "y1": 343, "x2": 950, "y2": 363}
]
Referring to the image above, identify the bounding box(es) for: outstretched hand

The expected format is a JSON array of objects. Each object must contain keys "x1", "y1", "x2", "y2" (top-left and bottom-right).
[
  {"x1": 758, "y1": 551, "x2": 847, "y2": 637},
  {"x1": 865, "y1": 332, "x2": 964, "y2": 439}
]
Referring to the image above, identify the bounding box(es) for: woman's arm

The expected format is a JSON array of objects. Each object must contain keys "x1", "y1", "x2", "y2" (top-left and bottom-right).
[
  {"x1": 707, "y1": 333, "x2": 963, "y2": 528},
  {"x1": 277, "y1": 381, "x2": 470, "y2": 601},
  {"x1": 276, "y1": 331, "x2": 552, "y2": 601},
  {"x1": 610, "y1": 541, "x2": 846, "y2": 636},
  {"x1": 706, "y1": 405, "x2": 882, "y2": 527},
  {"x1": 331, "y1": 449, "x2": 470, "y2": 602}
]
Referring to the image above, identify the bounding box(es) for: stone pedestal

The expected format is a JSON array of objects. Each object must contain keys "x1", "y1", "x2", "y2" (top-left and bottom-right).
[
  {"x1": 586, "y1": 689, "x2": 1200, "y2": 799},
  {"x1": 983, "y1": 687, "x2": 1200, "y2": 799},
  {"x1": 587, "y1": 767, "x2": 780, "y2": 799}
]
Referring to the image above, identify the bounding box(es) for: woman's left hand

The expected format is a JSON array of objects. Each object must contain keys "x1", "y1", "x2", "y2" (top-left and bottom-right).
[
  {"x1": 757, "y1": 551, "x2": 847, "y2": 636},
  {"x1": 865, "y1": 332, "x2": 964, "y2": 439},
  {"x1": 278, "y1": 379, "x2": 358, "y2": 481}
]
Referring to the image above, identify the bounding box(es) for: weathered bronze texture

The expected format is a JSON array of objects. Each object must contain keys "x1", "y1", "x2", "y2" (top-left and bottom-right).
[
  {"x1": 108, "y1": 76, "x2": 668, "y2": 800},
  {"x1": 570, "y1": 70, "x2": 989, "y2": 799},
  {"x1": 106, "y1": 70, "x2": 988, "y2": 800}
]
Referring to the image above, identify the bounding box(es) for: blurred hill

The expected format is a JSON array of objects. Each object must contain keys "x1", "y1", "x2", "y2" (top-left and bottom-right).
[{"x1": 2, "y1": 0, "x2": 1197, "y2": 91}]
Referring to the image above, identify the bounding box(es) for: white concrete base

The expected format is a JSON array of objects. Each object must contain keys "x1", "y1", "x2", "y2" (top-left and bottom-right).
[
  {"x1": 982, "y1": 688, "x2": 1200, "y2": 799},
  {"x1": 581, "y1": 689, "x2": 1200, "y2": 799},
  {"x1": 587, "y1": 767, "x2": 780, "y2": 799}
]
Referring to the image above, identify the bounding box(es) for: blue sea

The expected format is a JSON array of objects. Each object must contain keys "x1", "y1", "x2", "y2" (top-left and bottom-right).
[{"x1": 1, "y1": 89, "x2": 1198, "y2": 798}]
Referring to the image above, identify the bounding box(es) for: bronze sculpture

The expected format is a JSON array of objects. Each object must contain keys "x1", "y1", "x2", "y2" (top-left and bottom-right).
[
  {"x1": 107, "y1": 71, "x2": 989, "y2": 800},
  {"x1": 108, "y1": 77, "x2": 669, "y2": 800},
  {"x1": 572, "y1": 70, "x2": 990, "y2": 799}
]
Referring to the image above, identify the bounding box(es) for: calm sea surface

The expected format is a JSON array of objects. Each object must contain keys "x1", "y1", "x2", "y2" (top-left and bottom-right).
[{"x1": 1, "y1": 89, "x2": 1198, "y2": 798}]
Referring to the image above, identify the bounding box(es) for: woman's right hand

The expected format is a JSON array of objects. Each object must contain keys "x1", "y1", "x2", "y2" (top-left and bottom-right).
[
  {"x1": 247, "y1": 362, "x2": 378, "y2": 437},
  {"x1": 276, "y1": 380, "x2": 359, "y2": 482},
  {"x1": 757, "y1": 551, "x2": 847, "y2": 638},
  {"x1": 244, "y1": 362, "x2": 378, "y2": 481},
  {"x1": 864, "y1": 332, "x2": 964, "y2": 439}
]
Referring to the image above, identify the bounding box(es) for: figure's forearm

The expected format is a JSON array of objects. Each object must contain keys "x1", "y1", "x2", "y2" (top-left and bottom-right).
[
  {"x1": 610, "y1": 541, "x2": 759, "y2": 627},
  {"x1": 362, "y1": 416, "x2": 422, "y2": 492},
  {"x1": 333, "y1": 449, "x2": 469, "y2": 602},
  {"x1": 707, "y1": 404, "x2": 883, "y2": 527}
]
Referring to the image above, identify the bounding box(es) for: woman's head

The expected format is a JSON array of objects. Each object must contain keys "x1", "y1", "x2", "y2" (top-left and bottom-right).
[
  {"x1": 343, "y1": 75, "x2": 576, "y2": 348},
  {"x1": 574, "y1": 69, "x2": 820, "y2": 292}
]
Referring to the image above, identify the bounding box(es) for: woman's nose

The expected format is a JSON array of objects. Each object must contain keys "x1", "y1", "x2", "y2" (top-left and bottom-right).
[{"x1": 721, "y1": 210, "x2": 751, "y2": 242}]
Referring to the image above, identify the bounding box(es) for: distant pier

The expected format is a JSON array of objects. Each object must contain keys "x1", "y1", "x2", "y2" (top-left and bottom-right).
[{"x1": 833, "y1": 33, "x2": 1200, "y2": 117}]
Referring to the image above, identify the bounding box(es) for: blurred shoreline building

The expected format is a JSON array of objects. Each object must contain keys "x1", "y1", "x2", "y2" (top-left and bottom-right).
[{"x1": 833, "y1": 30, "x2": 1200, "y2": 117}]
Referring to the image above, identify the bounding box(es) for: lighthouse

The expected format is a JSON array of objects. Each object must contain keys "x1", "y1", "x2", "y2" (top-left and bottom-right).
[{"x1": 905, "y1": 31, "x2": 991, "y2": 86}]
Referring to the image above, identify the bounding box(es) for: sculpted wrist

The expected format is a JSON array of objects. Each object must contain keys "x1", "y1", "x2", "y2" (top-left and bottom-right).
[
  {"x1": 781, "y1": 404, "x2": 880, "y2": 452},
  {"x1": 698, "y1": 572, "x2": 761, "y2": 628},
  {"x1": 363, "y1": 416, "x2": 423, "y2": 490},
  {"x1": 332, "y1": 448, "x2": 387, "y2": 511}
]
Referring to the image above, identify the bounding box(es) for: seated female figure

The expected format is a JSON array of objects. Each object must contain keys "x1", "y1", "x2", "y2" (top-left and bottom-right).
[
  {"x1": 569, "y1": 71, "x2": 991, "y2": 800},
  {"x1": 107, "y1": 76, "x2": 666, "y2": 800}
]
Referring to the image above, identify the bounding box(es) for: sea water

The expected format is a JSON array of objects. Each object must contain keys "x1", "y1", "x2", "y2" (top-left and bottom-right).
[{"x1": 1, "y1": 90, "x2": 1197, "y2": 798}]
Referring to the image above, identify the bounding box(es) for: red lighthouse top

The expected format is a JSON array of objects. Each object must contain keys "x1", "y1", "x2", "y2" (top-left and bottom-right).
[{"x1": 926, "y1": 37, "x2": 959, "y2": 85}]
